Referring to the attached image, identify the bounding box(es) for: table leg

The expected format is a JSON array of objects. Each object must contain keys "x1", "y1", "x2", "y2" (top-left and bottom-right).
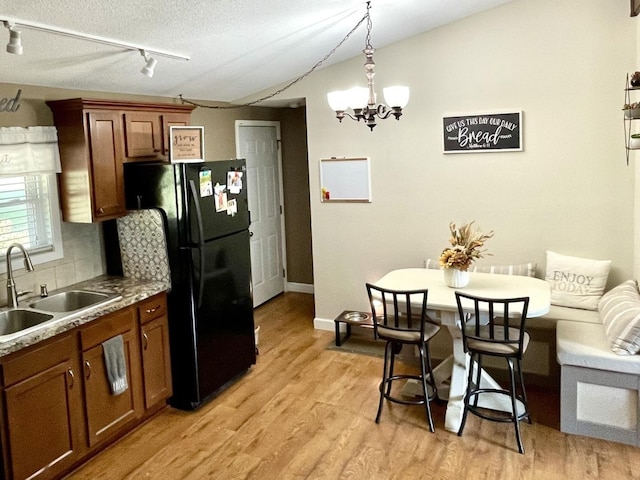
[{"x1": 443, "y1": 324, "x2": 469, "y2": 432}]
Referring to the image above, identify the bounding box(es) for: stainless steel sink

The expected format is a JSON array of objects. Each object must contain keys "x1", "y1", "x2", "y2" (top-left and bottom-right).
[
  {"x1": 28, "y1": 290, "x2": 120, "y2": 313},
  {"x1": 0, "y1": 309, "x2": 54, "y2": 336}
]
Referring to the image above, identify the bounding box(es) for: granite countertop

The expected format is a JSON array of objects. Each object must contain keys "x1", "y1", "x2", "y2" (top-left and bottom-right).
[{"x1": 0, "y1": 275, "x2": 170, "y2": 357}]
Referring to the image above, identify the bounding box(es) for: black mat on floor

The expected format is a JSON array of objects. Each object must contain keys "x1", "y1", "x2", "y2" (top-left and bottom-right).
[{"x1": 326, "y1": 333, "x2": 386, "y2": 357}]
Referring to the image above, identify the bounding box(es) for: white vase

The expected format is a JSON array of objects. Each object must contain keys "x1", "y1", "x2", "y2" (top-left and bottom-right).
[{"x1": 443, "y1": 268, "x2": 470, "y2": 288}]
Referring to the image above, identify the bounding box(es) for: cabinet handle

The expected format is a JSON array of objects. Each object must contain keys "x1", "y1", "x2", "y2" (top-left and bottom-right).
[
  {"x1": 67, "y1": 368, "x2": 75, "y2": 387},
  {"x1": 98, "y1": 207, "x2": 105, "y2": 214},
  {"x1": 84, "y1": 360, "x2": 91, "y2": 379},
  {"x1": 145, "y1": 305, "x2": 161, "y2": 314},
  {"x1": 142, "y1": 332, "x2": 149, "y2": 350}
]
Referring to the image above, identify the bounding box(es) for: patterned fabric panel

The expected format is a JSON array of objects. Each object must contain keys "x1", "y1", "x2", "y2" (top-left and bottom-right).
[
  {"x1": 424, "y1": 258, "x2": 536, "y2": 277},
  {"x1": 117, "y1": 209, "x2": 171, "y2": 287},
  {"x1": 599, "y1": 280, "x2": 640, "y2": 355}
]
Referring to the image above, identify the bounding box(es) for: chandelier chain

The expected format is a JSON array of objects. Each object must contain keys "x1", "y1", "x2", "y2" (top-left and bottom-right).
[
  {"x1": 179, "y1": 6, "x2": 369, "y2": 110},
  {"x1": 365, "y1": 1, "x2": 372, "y2": 49}
]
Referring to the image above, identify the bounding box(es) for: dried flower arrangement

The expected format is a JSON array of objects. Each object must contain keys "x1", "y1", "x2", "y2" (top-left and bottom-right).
[{"x1": 439, "y1": 222, "x2": 494, "y2": 271}]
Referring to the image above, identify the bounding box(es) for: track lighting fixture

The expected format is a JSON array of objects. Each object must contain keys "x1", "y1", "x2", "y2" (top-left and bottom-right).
[
  {"x1": 4, "y1": 22, "x2": 22, "y2": 55},
  {"x1": 0, "y1": 16, "x2": 189, "y2": 76},
  {"x1": 140, "y1": 50, "x2": 157, "y2": 78}
]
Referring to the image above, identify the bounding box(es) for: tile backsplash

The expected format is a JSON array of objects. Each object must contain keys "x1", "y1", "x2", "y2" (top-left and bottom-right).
[{"x1": 0, "y1": 222, "x2": 105, "y2": 307}]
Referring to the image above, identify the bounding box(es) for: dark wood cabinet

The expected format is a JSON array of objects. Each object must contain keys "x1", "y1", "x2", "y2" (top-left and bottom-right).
[
  {"x1": 124, "y1": 112, "x2": 191, "y2": 159},
  {"x1": 79, "y1": 307, "x2": 143, "y2": 448},
  {"x1": 1, "y1": 335, "x2": 84, "y2": 480},
  {"x1": 46, "y1": 99, "x2": 194, "y2": 223},
  {"x1": 0, "y1": 292, "x2": 170, "y2": 480},
  {"x1": 87, "y1": 111, "x2": 126, "y2": 220},
  {"x1": 137, "y1": 294, "x2": 172, "y2": 410}
]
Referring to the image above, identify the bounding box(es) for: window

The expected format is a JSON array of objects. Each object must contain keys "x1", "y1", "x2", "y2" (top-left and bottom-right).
[{"x1": 0, "y1": 172, "x2": 63, "y2": 273}]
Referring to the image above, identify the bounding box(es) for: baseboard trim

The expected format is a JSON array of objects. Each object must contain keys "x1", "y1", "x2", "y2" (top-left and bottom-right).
[
  {"x1": 314, "y1": 317, "x2": 334, "y2": 331},
  {"x1": 287, "y1": 282, "x2": 314, "y2": 294}
]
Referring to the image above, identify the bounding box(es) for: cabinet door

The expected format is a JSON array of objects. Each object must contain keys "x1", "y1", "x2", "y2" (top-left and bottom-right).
[
  {"x1": 123, "y1": 112, "x2": 163, "y2": 158},
  {"x1": 82, "y1": 328, "x2": 140, "y2": 448},
  {"x1": 5, "y1": 360, "x2": 83, "y2": 480},
  {"x1": 140, "y1": 314, "x2": 173, "y2": 409},
  {"x1": 87, "y1": 111, "x2": 126, "y2": 220},
  {"x1": 161, "y1": 113, "x2": 191, "y2": 156}
]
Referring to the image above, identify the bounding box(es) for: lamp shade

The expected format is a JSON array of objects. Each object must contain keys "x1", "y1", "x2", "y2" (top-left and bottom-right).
[
  {"x1": 327, "y1": 90, "x2": 349, "y2": 111},
  {"x1": 383, "y1": 86, "x2": 410, "y2": 108},
  {"x1": 348, "y1": 87, "x2": 369, "y2": 110}
]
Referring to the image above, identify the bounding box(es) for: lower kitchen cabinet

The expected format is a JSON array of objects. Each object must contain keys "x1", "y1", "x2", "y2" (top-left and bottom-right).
[
  {"x1": 0, "y1": 292, "x2": 170, "y2": 480},
  {"x1": 2, "y1": 334, "x2": 84, "y2": 480},
  {"x1": 80, "y1": 307, "x2": 143, "y2": 448},
  {"x1": 138, "y1": 294, "x2": 172, "y2": 410}
]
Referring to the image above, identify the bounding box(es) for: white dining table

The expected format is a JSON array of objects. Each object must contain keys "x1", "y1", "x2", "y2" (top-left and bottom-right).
[{"x1": 372, "y1": 268, "x2": 551, "y2": 432}]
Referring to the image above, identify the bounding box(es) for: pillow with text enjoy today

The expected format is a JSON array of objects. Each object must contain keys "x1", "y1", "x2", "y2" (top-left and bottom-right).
[{"x1": 545, "y1": 250, "x2": 611, "y2": 310}]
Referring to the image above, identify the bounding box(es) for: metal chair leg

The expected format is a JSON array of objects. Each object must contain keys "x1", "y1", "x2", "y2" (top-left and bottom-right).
[
  {"x1": 418, "y1": 344, "x2": 435, "y2": 432},
  {"x1": 516, "y1": 358, "x2": 532, "y2": 424},
  {"x1": 508, "y1": 358, "x2": 525, "y2": 454},
  {"x1": 376, "y1": 341, "x2": 392, "y2": 423},
  {"x1": 458, "y1": 352, "x2": 476, "y2": 436}
]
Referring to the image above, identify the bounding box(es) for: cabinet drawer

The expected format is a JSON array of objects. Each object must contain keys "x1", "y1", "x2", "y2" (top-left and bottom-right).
[
  {"x1": 2, "y1": 334, "x2": 75, "y2": 387},
  {"x1": 138, "y1": 294, "x2": 167, "y2": 325},
  {"x1": 80, "y1": 307, "x2": 135, "y2": 351}
]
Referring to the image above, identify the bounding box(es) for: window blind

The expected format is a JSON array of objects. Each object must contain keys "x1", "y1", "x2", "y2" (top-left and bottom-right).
[{"x1": 0, "y1": 174, "x2": 54, "y2": 257}]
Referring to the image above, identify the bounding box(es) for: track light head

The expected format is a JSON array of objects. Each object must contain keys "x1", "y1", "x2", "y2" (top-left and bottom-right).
[
  {"x1": 4, "y1": 22, "x2": 22, "y2": 55},
  {"x1": 140, "y1": 49, "x2": 157, "y2": 78}
]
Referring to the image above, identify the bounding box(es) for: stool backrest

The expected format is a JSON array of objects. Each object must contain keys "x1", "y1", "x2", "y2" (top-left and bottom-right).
[
  {"x1": 455, "y1": 291, "x2": 530, "y2": 353},
  {"x1": 366, "y1": 283, "x2": 429, "y2": 339}
]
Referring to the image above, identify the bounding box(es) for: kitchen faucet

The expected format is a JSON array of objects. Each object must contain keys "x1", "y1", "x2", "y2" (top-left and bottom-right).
[{"x1": 6, "y1": 243, "x2": 35, "y2": 308}]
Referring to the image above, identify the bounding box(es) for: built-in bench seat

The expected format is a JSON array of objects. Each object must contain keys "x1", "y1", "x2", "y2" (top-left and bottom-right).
[
  {"x1": 523, "y1": 305, "x2": 601, "y2": 387},
  {"x1": 556, "y1": 320, "x2": 640, "y2": 446},
  {"x1": 554, "y1": 279, "x2": 640, "y2": 447}
]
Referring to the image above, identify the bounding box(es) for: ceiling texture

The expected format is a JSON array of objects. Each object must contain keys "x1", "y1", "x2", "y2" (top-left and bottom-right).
[{"x1": 0, "y1": 0, "x2": 513, "y2": 106}]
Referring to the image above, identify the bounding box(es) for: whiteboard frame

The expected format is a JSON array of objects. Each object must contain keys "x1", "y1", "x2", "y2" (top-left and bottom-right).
[{"x1": 319, "y1": 157, "x2": 372, "y2": 203}]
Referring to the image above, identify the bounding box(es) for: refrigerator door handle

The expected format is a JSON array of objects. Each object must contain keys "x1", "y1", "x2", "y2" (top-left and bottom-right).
[{"x1": 188, "y1": 180, "x2": 206, "y2": 309}]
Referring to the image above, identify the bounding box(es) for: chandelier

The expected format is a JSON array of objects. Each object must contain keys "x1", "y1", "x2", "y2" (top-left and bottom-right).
[{"x1": 327, "y1": 2, "x2": 409, "y2": 131}]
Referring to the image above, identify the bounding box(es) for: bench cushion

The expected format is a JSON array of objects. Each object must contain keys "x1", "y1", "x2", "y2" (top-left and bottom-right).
[
  {"x1": 529, "y1": 304, "x2": 600, "y2": 329},
  {"x1": 556, "y1": 321, "x2": 640, "y2": 374},
  {"x1": 599, "y1": 280, "x2": 640, "y2": 355}
]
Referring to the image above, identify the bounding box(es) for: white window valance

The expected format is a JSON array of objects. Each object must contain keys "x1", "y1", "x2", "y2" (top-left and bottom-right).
[{"x1": 0, "y1": 126, "x2": 62, "y2": 175}]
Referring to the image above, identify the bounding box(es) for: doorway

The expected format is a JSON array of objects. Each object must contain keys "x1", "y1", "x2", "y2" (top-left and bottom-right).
[{"x1": 235, "y1": 121, "x2": 286, "y2": 307}]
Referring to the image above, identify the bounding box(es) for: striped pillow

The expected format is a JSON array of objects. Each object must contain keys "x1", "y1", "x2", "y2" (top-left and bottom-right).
[
  {"x1": 424, "y1": 259, "x2": 536, "y2": 277},
  {"x1": 599, "y1": 280, "x2": 640, "y2": 355}
]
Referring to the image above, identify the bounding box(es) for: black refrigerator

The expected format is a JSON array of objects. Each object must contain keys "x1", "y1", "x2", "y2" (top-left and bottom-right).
[{"x1": 119, "y1": 159, "x2": 256, "y2": 410}]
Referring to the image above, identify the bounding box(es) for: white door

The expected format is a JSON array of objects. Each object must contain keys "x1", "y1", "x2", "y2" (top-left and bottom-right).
[{"x1": 235, "y1": 121, "x2": 285, "y2": 307}]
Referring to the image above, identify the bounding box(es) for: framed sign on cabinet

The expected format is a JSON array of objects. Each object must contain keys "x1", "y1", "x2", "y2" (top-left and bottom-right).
[{"x1": 169, "y1": 126, "x2": 205, "y2": 163}]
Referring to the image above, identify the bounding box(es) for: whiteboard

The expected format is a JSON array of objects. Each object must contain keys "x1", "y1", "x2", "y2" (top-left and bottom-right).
[{"x1": 319, "y1": 157, "x2": 372, "y2": 202}]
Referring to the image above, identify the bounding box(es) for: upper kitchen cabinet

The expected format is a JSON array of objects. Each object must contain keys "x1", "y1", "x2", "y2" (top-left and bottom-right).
[
  {"x1": 47, "y1": 98, "x2": 194, "y2": 223},
  {"x1": 123, "y1": 111, "x2": 192, "y2": 159}
]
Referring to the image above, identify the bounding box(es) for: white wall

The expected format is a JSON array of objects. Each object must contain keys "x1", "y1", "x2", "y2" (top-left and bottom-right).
[{"x1": 249, "y1": 0, "x2": 638, "y2": 322}]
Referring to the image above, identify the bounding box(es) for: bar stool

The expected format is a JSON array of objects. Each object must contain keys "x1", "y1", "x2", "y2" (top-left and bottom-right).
[
  {"x1": 455, "y1": 291, "x2": 531, "y2": 453},
  {"x1": 366, "y1": 283, "x2": 440, "y2": 431}
]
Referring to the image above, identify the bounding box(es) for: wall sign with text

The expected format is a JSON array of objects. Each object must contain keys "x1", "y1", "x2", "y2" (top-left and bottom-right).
[
  {"x1": 442, "y1": 111, "x2": 522, "y2": 153},
  {"x1": 169, "y1": 126, "x2": 205, "y2": 163}
]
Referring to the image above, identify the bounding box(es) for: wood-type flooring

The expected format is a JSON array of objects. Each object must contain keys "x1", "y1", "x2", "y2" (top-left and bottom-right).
[{"x1": 66, "y1": 292, "x2": 640, "y2": 480}]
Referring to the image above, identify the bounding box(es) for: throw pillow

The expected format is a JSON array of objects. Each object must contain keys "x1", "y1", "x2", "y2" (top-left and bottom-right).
[
  {"x1": 424, "y1": 258, "x2": 536, "y2": 277},
  {"x1": 599, "y1": 280, "x2": 640, "y2": 355},
  {"x1": 545, "y1": 251, "x2": 611, "y2": 310},
  {"x1": 471, "y1": 263, "x2": 536, "y2": 277}
]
